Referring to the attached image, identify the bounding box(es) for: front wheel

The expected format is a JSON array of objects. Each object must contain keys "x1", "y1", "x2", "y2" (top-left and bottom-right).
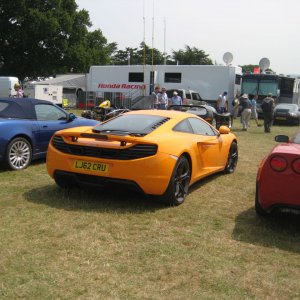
[
  {"x1": 160, "y1": 156, "x2": 191, "y2": 206},
  {"x1": 6, "y1": 137, "x2": 32, "y2": 170},
  {"x1": 224, "y1": 141, "x2": 238, "y2": 174}
]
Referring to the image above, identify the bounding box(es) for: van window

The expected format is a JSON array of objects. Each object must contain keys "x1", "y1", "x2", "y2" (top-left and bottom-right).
[{"x1": 164, "y1": 73, "x2": 182, "y2": 83}]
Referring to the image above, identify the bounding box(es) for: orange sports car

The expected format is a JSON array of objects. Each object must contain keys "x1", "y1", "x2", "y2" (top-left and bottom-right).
[{"x1": 46, "y1": 110, "x2": 238, "y2": 205}]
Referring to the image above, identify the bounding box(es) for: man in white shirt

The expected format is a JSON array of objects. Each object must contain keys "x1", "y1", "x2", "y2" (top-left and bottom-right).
[{"x1": 217, "y1": 91, "x2": 228, "y2": 114}]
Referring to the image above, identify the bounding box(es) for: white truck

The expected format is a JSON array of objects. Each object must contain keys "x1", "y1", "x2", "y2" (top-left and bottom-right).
[
  {"x1": 85, "y1": 65, "x2": 242, "y2": 107},
  {"x1": 0, "y1": 76, "x2": 19, "y2": 97},
  {"x1": 23, "y1": 83, "x2": 63, "y2": 106}
]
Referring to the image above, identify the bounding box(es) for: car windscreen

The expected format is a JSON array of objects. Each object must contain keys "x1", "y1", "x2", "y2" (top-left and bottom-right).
[
  {"x1": 93, "y1": 114, "x2": 169, "y2": 135},
  {"x1": 275, "y1": 104, "x2": 297, "y2": 111},
  {"x1": 292, "y1": 132, "x2": 300, "y2": 144}
]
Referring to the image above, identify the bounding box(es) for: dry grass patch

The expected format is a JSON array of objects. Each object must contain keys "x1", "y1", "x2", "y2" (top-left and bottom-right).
[{"x1": 0, "y1": 121, "x2": 299, "y2": 299}]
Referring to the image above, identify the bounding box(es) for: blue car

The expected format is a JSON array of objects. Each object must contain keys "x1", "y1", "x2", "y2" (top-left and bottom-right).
[{"x1": 0, "y1": 97, "x2": 99, "y2": 170}]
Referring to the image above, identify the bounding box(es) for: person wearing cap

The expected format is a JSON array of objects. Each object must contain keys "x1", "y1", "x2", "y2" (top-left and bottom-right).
[
  {"x1": 261, "y1": 93, "x2": 275, "y2": 133},
  {"x1": 216, "y1": 91, "x2": 228, "y2": 114},
  {"x1": 168, "y1": 91, "x2": 183, "y2": 107},
  {"x1": 14, "y1": 83, "x2": 24, "y2": 98},
  {"x1": 240, "y1": 94, "x2": 252, "y2": 131}
]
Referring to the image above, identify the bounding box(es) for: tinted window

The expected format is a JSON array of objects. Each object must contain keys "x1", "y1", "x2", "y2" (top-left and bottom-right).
[
  {"x1": 165, "y1": 73, "x2": 182, "y2": 83},
  {"x1": 292, "y1": 132, "x2": 300, "y2": 144},
  {"x1": 93, "y1": 114, "x2": 168, "y2": 134},
  {"x1": 35, "y1": 104, "x2": 67, "y2": 121},
  {"x1": 188, "y1": 117, "x2": 216, "y2": 136},
  {"x1": 191, "y1": 92, "x2": 202, "y2": 101},
  {"x1": 129, "y1": 72, "x2": 144, "y2": 82},
  {"x1": 173, "y1": 119, "x2": 193, "y2": 133}
]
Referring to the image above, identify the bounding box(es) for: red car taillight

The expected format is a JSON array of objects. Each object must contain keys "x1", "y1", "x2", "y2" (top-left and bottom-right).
[
  {"x1": 270, "y1": 156, "x2": 288, "y2": 172},
  {"x1": 292, "y1": 159, "x2": 300, "y2": 174}
]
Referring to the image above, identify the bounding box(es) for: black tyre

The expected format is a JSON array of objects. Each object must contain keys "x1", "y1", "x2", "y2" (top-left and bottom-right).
[
  {"x1": 6, "y1": 137, "x2": 32, "y2": 170},
  {"x1": 224, "y1": 141, "x2": 238, "y2": 174},
  {"x1": 160, "y1": 156, "x2": 191, "y2": 206},
  {"x1": 255, "y1": 181, "x2": 268, "y2": 217}
]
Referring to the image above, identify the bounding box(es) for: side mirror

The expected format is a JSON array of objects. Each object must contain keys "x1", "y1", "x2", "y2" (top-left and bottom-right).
[
  {"x1": 68, "y1": 113, "x2": 76, "y2": 122},
  {"x1": 218, "y1": 125, "x2": 230, "y2": 134},
  {"x1": 275, "y1": 135, "x2": 289, "y2": 143}
]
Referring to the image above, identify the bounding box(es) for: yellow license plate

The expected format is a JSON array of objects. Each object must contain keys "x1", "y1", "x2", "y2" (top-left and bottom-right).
[
  {"x1": 276, "y1": 117, "x2": 286, "y2": 120},
  {"x1": 73, "y1": 160, "x2": 109, "y2": 173}
]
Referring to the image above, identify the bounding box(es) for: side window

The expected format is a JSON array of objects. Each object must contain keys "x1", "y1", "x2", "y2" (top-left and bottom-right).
[
  {"x1": 173, "y1": 119, "x2": 193, "y2": 133},
  {"x1": 186, "y1": 92, "x2": 191, "y2": 100},
  {"x1": 35, "y1": 104, "x2": 67, "y2": 121},
  {"x1": 188, "y1": 117, "x2": 216, "y2": 136},
  {"x1": 192, "y1": 93, "x2": 201, "y2": 101}
]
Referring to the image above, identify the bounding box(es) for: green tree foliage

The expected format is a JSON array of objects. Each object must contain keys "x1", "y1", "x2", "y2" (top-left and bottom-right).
[
  {"x1": 0, "y1": 0, "x2": 115, "y2": 80},
  {"x1": 112, "y1": 43, "x2": 166, "y2": 65},
  {"x1": 172, "y1": 45, "x2": 213, "y2": 65}
]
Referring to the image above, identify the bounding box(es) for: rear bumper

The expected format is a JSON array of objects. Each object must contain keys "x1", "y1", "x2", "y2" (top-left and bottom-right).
[{"x1": 47, "y1": 143, "x2": 177, "y2": 195}]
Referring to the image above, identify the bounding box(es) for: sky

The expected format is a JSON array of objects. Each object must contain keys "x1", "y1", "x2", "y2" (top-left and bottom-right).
[{"x1": 76, "y1": 0, "x2": 300, "y2": 75}]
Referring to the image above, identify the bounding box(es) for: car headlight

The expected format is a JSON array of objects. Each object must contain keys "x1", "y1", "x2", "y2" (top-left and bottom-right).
[{"x1": 289, "y1": 113, "x2": 297, "y2": 117}]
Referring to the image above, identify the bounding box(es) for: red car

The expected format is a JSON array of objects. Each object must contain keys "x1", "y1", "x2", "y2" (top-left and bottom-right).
[{"x1": 255, "y1": 130, "x2": 300, "y2": 216}]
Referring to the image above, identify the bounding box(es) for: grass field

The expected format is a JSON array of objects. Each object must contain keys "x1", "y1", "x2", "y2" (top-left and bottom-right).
[{"x1": 0, "y1": 119, "x2": 299, "y2": 299}]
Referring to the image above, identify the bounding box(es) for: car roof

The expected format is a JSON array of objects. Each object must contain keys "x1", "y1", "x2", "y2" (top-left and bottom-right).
[{"x1": 0, "y1": 97, "x2": 55, "y2": 119}]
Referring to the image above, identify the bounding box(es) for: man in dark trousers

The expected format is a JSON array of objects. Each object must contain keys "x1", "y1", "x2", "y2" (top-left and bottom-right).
[{"x1": 261, "y1": 93, "x2": 275, "y2": 133}]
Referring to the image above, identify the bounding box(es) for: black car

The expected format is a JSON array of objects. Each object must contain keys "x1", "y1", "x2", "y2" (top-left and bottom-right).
[
  {"x1": 273, "y1": 103, "x2": 300, "y2": 125},
  {"x1": 167, "y1": 104, "x2": 231, "y2": 129}
]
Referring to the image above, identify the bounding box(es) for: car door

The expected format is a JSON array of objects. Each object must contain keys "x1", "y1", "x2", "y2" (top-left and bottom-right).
[
  {"x1": 187, "y1": 117, "x2": 224, "y2": 175},
  {"x1": 35, "y1": 104, "x2": 69, "y2": 153}
]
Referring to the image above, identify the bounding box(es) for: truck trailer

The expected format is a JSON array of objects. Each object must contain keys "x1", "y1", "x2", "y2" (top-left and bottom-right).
[
  {"x1": 0, "y1": 76, "x2": 19, "y2": 97},
  {"x1": 85, "y1": 65, "x2": 242, "y2": 108},
  {"x1": 23, "y1": 83, "x2": 63, "y2": 106}
]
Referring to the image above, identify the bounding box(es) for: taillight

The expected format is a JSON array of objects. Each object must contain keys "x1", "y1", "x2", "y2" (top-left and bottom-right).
[
  {"x1": 292, "y1": 159, "x2": 300, "y2": 174},
  {"x1": 270, "y1": 156, "x2": 287, "y2": 172}
]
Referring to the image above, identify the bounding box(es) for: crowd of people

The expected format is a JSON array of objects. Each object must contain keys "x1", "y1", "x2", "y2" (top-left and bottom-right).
[
  {"x1": 153, "y1": 86, "x2": 276, "y2": 133},
  {"x1": 153, "y1": 86, "x2": 183, "y2": 109},
  {"x1": 226, "y1": 92, "x2": 275, "y2": 133}
]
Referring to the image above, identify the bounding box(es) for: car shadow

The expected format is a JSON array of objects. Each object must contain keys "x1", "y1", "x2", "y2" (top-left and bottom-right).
[
  {"x1": 24, "y1": 184, "x2": 169, "y2": 213},
  {"x1": 232, "y1": 207, "x2": 300, "y2": 254}
]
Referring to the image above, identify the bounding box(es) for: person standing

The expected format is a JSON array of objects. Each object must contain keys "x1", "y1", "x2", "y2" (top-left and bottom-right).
[
  {"x1": 14, "y1": 83, "x2": 24, "y2": 98},
  {"x1": 261, "y1": 93, "x2": 275, "y2": 133},
  {"x1": 159, "y1": 87, "x2": 168, "y2": 110},
  {"x1": 217, "y1": 91, "x2": 228, "y2": 114},
  {"x1": 249, "y1": 94, "x2": 261, "y2": 126},
  {"x1": 152, "y1": 86, "x2": 162, "y2": 109},
  {"x1": 168, "y1": 91, "x2": 183, "y2": 107},
  {"x1": 240, "y1": 94, "x2": 252, "y2": 131}
]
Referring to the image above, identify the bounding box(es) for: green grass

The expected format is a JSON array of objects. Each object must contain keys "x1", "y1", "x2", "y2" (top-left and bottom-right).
[{"x1": 0, "y1": 120, "x2": 299, "y2": 299}]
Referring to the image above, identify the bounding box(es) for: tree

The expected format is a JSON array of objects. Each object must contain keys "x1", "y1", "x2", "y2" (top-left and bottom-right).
[
  {"x1": 0, "y1": 0, "x2": 114, "y2": 80},
  {"x1": 171, "y1": 45, "x2": 213, "y2": 65},
  {"x1": 111, "y1": 42, "x2": 166, "y2": 65}
]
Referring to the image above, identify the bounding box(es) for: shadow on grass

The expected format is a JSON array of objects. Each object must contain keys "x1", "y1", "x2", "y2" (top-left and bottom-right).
[
  {"x1": 232, "y1": 207, "x2": 300, "y2": 253},
  {"x1": 24, "y1": 184, "x2": 168, "y2": 213}
]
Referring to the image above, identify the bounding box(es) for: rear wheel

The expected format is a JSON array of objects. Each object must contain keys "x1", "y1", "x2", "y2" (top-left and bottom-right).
[
  {"x1": 224, "y1": 141, "x2": 238, "y2": 173},
  {"x1": 160, "y1": 156, "x2": 191, "y2": 206},
  {"x1": 6, "y1": 137, "x2": 32, "y2": 170}
]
